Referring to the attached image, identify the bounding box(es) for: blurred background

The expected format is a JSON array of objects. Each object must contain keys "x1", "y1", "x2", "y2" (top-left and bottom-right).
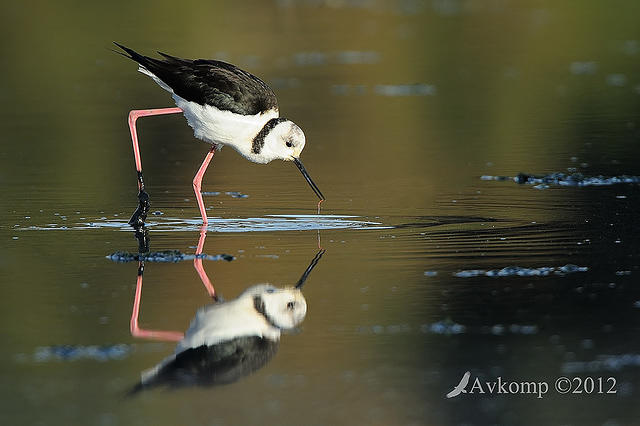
[{"x1": 1, "y1": 1, "x2": 640, "y2": 424}]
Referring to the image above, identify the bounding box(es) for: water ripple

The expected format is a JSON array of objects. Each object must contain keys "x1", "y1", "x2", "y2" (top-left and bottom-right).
[
  {"x1": 482, "y1": 172, "x2": 640, "y2": 188},
  {"x1": 107, "y1": 250, "x2": 235, "y2": 263},
  {"x1": 563, "y1": 354, "x2": 640, "y2": 374},
  {"x1": 454, "y1": 264, "x2": 588, "y2": 278},
  {"x1": 18, "y1": 215, "x2": 391, "y2": 233},
  {"x1": 30, "y1": 345, "x2": 132, "y2": 362}
]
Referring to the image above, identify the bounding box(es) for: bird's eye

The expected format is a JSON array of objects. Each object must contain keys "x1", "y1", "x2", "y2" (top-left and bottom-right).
[
  {"x1": 286, "y1": 141, "x2": 293, "y2": 148},
  {"x1": 287, "y1": 301, "x2": 295, "y2": 310},
  {"x1": 266, "y1": 288, "x2": 275, "y2": 294}
]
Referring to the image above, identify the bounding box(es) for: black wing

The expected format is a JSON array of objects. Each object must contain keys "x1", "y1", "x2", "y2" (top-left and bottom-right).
[{"x1": 114, "y1": 43, "x2": 278, "y2": 115}]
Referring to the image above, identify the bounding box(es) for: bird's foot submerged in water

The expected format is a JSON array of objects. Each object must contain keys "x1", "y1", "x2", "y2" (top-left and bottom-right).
[
  {"x1": 128, "y1": 190, "x2": 150, "y2": 228},
  {"x1": 133, "y1": 224, "x2": 150, "y2": 254}
]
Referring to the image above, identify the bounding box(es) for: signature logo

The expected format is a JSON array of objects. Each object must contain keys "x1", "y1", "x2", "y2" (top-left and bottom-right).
[{"x1": 446, "y1": 371, "x2": 471, "y2": 398}]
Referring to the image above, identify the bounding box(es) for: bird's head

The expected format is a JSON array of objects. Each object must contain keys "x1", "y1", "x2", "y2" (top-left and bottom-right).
[
  {"x1": 243, "y1": 284, "x2": 307, "y2": 329},
  {"x1": 261, "y1": 119, "x2": 306, "y2": 162},
  {"x1": 260, "y1": 119, "x2": 325, "y2": 202}
]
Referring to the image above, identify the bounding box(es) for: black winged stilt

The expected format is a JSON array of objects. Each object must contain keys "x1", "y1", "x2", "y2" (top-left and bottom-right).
[{"x1": 114, "y1": 43, "x2": 325, "y2": 227}]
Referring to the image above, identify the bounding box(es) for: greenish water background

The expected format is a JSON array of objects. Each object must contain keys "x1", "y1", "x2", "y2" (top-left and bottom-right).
[{"x1": 1, "y1": 1, "x2": 640, "y2": 424}]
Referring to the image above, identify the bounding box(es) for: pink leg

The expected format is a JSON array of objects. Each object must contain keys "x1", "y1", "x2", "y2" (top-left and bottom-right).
[
  {"x1": 193, "y1": 226, "x2": 218, "y2": 300},
  {"x1": 127, "y1": 107, "x2": 182, "y2": 227},
  {"x1": 130, "y1": 262, "x2": 184, "y2": 342},
  {"x1": 192, "y1": 146, "x2": 216, "y2": 225},
  {"x1": 128, "y1": 107, "x2": 183, "y2": 179}
]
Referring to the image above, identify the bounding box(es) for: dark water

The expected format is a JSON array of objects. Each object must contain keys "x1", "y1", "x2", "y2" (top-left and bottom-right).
[{"x1": 2, "y1": 1, "x2": 640, "y2": 425}]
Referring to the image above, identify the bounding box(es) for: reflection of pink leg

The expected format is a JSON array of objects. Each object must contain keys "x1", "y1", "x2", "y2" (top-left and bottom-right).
[
  {"x1": 194, "y1": 226, "x2": 217, "y2": 300},
  {"x1": 130, "y1": 262, "x2": 184, "y2": 341},
  {"x1": 192, "y1": 147, "x2": 216, "y2": 225}
]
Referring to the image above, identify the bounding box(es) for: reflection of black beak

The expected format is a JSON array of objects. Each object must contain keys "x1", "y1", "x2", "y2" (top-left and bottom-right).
[
  {"x1": 293, "y1": 158, "x2": 325, "y2": 201},
  {"x1": 295, "y1": 249, "x2": 326, "y2": 289}
]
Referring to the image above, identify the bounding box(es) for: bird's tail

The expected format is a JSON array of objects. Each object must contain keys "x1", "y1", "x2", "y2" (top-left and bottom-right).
[
  {"x1": 112, "y1": 42, "x2": 186, "y2": 93},
  {"x1": 113, "y1": 42, "x2": 170, "y2": 76},
  {"x1": 113, "y1": 42, "x2": 148, "y2": 64}
]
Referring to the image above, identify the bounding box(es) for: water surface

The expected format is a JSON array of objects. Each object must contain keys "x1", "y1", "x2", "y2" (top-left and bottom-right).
[{"x1": 2, "y1": 1, "x2": 640, "y2": 425}]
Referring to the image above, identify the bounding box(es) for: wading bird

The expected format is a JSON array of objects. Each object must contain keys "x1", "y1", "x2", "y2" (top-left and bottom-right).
[{"x1": 114, "y1": 43, "x2": 325, "y2": 227}]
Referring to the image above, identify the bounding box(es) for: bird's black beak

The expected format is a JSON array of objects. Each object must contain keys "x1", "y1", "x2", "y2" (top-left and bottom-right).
[{"x1": 293, "y1": 158, "x2": 325, "y2": 201}]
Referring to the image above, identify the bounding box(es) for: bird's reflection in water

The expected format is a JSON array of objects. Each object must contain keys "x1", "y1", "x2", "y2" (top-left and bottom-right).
[{"x1": 128, "y1": 226, "x2": 324, "y2": 393}]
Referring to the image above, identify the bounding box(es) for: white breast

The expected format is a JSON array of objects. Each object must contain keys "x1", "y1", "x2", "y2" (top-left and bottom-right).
[
  {"x1": 137, "y1": 65, "x2": 279, "y2": 161},
  {"x1": 173, "y1": 95, "x2": 278, "y2": 149}
]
